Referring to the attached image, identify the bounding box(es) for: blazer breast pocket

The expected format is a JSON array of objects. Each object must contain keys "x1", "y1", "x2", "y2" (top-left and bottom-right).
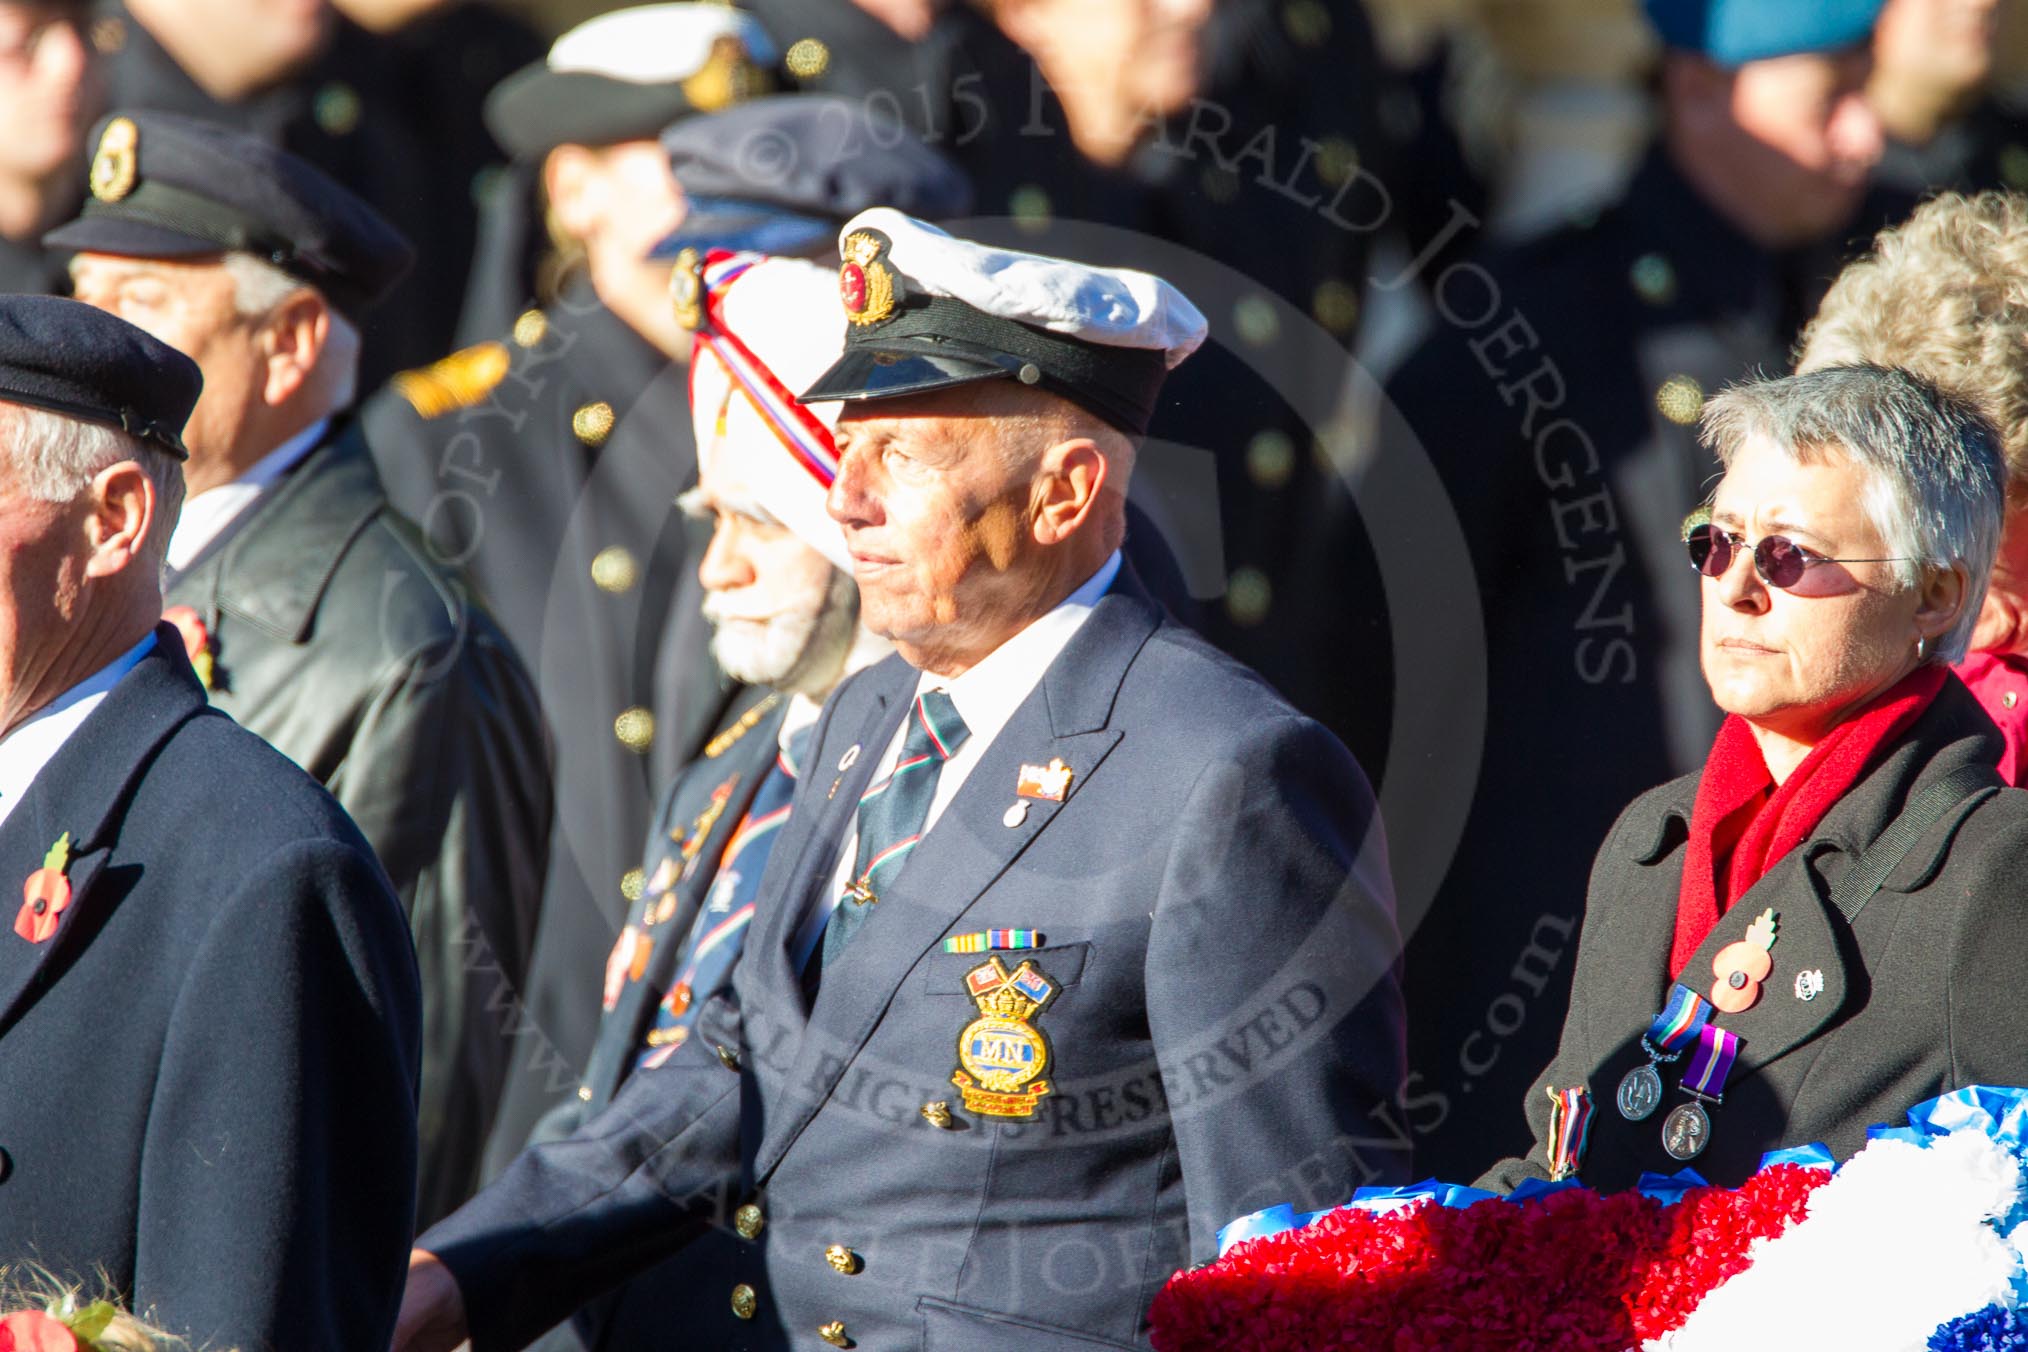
[{"x1": 912, "y1": 941, "x2": 1090, "y2": 998}]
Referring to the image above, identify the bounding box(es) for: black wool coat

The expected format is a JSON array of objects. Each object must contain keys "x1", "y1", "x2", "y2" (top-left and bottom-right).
[
  {"x1": 1483, "y1": 677, "x2": 2028, "y2": 1193},
  {"x1": 0, "y1": 630, "x2": 421, "y2": 1351}
]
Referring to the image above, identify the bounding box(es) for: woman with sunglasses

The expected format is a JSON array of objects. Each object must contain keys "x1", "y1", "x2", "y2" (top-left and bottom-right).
[{"x1": 1479, "y1": 362, "x2": 2028, "y2": 1193}]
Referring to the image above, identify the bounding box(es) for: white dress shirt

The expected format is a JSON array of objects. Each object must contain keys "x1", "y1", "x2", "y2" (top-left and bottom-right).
[
  {"x1": 165, "y1": 418, "x2": 330, "y2": 574},
  {"x1": 791, "y1": 550, "x2": 1123, "y2": 966},
  {"x1": 0, "y1": 633, "x2": 155, "y2": 830}
]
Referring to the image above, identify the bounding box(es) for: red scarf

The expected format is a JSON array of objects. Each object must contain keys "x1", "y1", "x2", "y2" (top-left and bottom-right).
[{"x1": 1669, "y1": 664, "x2": 1948, "y2": 977}]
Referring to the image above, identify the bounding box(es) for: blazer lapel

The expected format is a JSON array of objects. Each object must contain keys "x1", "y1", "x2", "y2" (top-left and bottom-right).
[
  {"x1": 0, "y1": 630, "x2": 206, "y2": 1036},
  {"x1": 756, "y1": 587, "x2": 1161, "y2": 1179}
]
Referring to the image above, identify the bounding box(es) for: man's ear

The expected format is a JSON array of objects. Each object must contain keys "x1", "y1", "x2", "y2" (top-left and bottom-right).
[
  {"x1": 82, "y1": 461, "x2": 159, "y2": 581},
  {"x1": 545, "y1": 144, "x2": 604, "y2": 241},
  {"x1": 259, "y1": 289, "x2": 331, "y2": 407},
  {"x1": 1031, "y1": 437, "x2": 1108, "y2": 546}
]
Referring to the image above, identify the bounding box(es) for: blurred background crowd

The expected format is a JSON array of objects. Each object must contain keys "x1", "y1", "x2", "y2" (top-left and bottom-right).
[{"x1": 10, "y1": 0, "x2": 2027, "y2": 1238}]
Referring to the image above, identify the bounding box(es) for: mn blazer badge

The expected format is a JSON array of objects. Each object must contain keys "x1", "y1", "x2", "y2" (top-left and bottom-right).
[{"x1": 951, "y1": 957, "x2": 1058, "y2": 1119}]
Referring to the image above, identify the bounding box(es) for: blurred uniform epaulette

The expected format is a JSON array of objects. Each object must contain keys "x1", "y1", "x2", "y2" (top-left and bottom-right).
[
  {"x1": 704, "y1": 692, "x2": 782, "y2": 759},
  {"x1": 390, "y1": 341, "x2": 511, "y2": 419}
]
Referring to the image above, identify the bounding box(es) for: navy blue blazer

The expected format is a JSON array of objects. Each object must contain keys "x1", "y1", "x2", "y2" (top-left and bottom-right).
[
  {"x1": 424, "y1": 577, "x2": 1407, "y2": 1351},
  {"x1": 0, "y1": 629, "x2": 421, "y2": 1351}
]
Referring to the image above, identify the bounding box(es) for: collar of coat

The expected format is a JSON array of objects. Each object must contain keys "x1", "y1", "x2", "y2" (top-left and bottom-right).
[
  {"x1": 184, "y1": 419, "x2": 384, "y2": 645},
  {"x1": 1625, "y1": 672, "x2": 2006, "y2": 895}
]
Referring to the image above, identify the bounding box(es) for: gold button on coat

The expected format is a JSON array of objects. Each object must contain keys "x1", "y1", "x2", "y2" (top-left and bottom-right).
[
  {"x1": 920, "y1": 1101, "x2": 953, "y2": 1129},
  {"x1": 591, "y1": 546, "x2": 639, "y2": 593},
  {"x1": 818, "y1": 1321, "x2": 848, "y2": 1346},
  {"x1": 730, "y1": 1285, "x2": 756, "y2": 1319},
  {"x1": 574, "y1": 401, "x2": 616, "y2": 446},
  {"x1": 824, "y1": 1244, "x2": 858, "y2": 1274},
  {"x1": 513, "y1": 309, "x2": 548, "y2": 347},
  {"x1": 614, "y1": 707, "x2": 656, "y2": 753},
  {"x1": 734, "y1": 1204, "x2": 765, "y2": 1239},
  {"x1": 716, "y1": 1044, "x2": 741, "y2": 1071}
]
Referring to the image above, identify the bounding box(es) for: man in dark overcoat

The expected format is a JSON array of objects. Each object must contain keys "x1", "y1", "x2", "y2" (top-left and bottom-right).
[{"x1": 0, "y1": 294, "x2": 420, "y2": 1351}]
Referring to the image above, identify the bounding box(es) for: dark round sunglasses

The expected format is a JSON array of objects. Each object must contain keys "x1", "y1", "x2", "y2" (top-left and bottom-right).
[{"x1": 1684, "y1": 522, "x2": 1908, "y2": 590}]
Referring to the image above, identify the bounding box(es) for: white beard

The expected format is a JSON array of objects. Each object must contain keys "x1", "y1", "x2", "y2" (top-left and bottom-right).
[{"x1": 706, "y1": 568, "x2": 859, "y2": 695}]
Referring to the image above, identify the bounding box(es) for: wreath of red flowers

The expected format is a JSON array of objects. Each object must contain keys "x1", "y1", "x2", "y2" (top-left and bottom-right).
[{"x1": 1149, "y1": 1165, "x2": 1828, "y2": 1351}]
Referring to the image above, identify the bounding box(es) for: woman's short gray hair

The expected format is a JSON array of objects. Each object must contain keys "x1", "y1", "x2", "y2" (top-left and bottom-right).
[
  {"x1": 1700, "y1": 364, "x2": 2005, "y2": 664},
  {"x1": 0, "y1": 400, "x2": 185, "y2": 560}
]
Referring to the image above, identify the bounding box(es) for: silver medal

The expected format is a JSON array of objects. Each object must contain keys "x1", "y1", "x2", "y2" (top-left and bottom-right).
[
  {"x1": 1661, "y1": 1100, "x2": 1711, "y2": 1161},
  {"x1": 1616, "y1": 1062, "x2": 1664, "y2": 1121}
]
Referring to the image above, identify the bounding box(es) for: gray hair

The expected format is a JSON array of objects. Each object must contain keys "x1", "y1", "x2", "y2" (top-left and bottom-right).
[
  {"x1": 0, "y1": 400, "x2": 186, "y2": 561},
  {"x1": 221, "y1": 251, "x2": 362, "y2": 410},
  {"x1": 1700, "y1": 364, "x2": 2005, "y2": 663}
]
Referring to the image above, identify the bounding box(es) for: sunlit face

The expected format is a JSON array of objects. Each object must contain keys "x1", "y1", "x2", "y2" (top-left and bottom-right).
[
  {"x1": 69, "y1": 254, "x2": 267, "y2": 472},
  {"x1": 1700, "y1": 434, "x2": 1928, "y2": 740},
  {"x1": 0, "y1": 5, "x2": 95, "y2": 186},
  {"x1": 825, "y1": 389, "x2": 1046, "y2": 660},
  {"x1": 184, "y1": 0, "x2": 330, "y2": 87},
  {"x1": 1724, "y1": 48, "x2": 1885, "y2": 240},
  {"x1": 1874, "y1": 0, "x2": 2003, "y2": 105},
  {"x1": 1012, "y1": 0, "x2": 1213, "y2": 116},
  {"x1": 688, "y1": 439, "x2": 853, "y2": 689}
]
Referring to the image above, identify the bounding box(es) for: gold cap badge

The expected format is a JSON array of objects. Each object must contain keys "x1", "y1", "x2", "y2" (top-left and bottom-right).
[
  {"x1": 670, "y1": 247, "x2": 705, "y2": 331},
  {"x1": 90, "y1": 117, "x2": 139, "y2": 203},
  {"x1": 840, "y1": 231, "x2": 899, "y2": 327}
]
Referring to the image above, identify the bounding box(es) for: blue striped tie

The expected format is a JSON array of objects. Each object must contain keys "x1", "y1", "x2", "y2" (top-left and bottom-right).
[{"x1": 818, "y1": 688, "x2": 970, "y2": 973}]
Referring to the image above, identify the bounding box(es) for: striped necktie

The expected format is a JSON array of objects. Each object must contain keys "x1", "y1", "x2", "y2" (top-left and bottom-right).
[{"x1": 818, "y1": 688, "x2": 970, "y2": 973}]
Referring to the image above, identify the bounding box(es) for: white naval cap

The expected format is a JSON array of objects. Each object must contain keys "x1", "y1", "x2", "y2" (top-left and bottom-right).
[
  {"x1": 798, "y1": 208, "x2": 1209, "y2": 436},
  {"x1": 686, "y1": 252, "x2": 853, "y2": 572},
  {"x1": 484, "y1": 4, "x2": 776, "y2": 161}
]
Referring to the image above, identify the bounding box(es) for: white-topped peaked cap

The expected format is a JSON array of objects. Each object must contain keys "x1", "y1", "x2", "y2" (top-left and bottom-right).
[
  {"x1": 689, "y1": 252, "x2": 853, "y2": 572},
  {"x1": 798, "y1": 208, "x2": 1209, "y2": 436},
  {"x1": 547, "y1": 4, "x2": 776, "y2": 82},
  {"x1": 483, "y1": 4, "x2": 774, "y2": 160}
]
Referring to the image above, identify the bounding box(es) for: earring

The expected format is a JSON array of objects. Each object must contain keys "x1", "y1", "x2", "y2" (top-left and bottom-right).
[{"x1": 1916, "y1": 634, "x2": 1929, "y2": 662}]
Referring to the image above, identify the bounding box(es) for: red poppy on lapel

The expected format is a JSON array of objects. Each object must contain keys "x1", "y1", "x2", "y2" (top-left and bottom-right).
[{"x1": 15, "y1": 834, "x2": 73, "y2": 945}]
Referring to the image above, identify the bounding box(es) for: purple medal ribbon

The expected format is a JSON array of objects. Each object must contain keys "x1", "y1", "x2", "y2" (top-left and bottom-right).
[{"x1": 1680, "y1": 1023, "x2": 1741, "y2": 1099}]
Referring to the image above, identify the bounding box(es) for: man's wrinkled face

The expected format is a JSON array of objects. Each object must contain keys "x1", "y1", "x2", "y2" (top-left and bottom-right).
[
  {"x1": 825, "y1": 388, "x2": 1045, "y2": 657},
  {"x1": 0, "y1": 5, "x2": 94, "y2": 185},
  {"x1": 70, "y1": 253, "x2": 266, "y2": 467},
  {"x1": 686, "y1": 442, "x2": 853, "y2": 689}
]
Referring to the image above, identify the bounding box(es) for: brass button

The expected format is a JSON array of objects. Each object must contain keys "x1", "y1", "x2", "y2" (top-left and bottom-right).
[
  {"x1": 591, "y1": 545, "x2": 639, "y2": 594},
  {"x1": 614, "y1": 706, "x2": 656, "y2": 753},
  {"x1": 577, "y1": 1086, "x2": 592, "y2": 1102},
  {"x1": 786, "y1": 37, "x2": 830, "y2": 78},
  {"x1": 716, "y1": 1044, "x2": 741, "y2": 1072},
  {"x1": 313, "y1": 81, "x2": 361, "y2": 136},
  {"x1": 734, "y1": 1203, "x2": 765, "y2": 1239},
  {"x1": 1654, "y1": 374, "x2": 1704, "y2": 426},
  {"x1": 730, "y1": 1284, "x2": 756, "y2": 1320},
  {"x1": 920, "y1": 1101, "x2": 953, "y2": 1129},
  {"x1": 574, "y1": 400, "x2": 616, "y2": 447},
  {"x1": 818, "y1": 1321, "x2": 848, "y2": 1347},
  {"x1": 513, "y1": 308, "x2": 548, "y2": 348},
  {"x1": 620, "y1": 867, "x2": 645, "y2": 902},
  {"x1": 824, "y1": 1244, "x2": 859, "y2": 1274},
  {"x1": 1630, "y1": 252, "x2": 1677, "y2": 306}
]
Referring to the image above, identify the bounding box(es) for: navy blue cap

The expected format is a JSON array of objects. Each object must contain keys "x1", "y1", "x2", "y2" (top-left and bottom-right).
[
  {"x1": 45, "y1": 112, "x2": 416, "y2": 317},
  {"x1": 0, "y1": 295, "x2": 202, "y2": 460},
  {"x1": 647, "y1": 95, "x2": 973, "y2": 258},
  {"x1": 1644, "y1": 0, "x2": 1885, "y2": 65}
]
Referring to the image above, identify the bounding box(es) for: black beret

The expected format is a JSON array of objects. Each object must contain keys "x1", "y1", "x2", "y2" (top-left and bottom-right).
[
  {"x1": 44, "y1": 111, "x2": 416, "y2": 317},
  {"x1": 0, "y1": 295, "x2": 202, "y2": 460},
  {"x1": 647, "y1": 95, "x2": 974, "y2": 257},
  {"x1": 483, "y1": 5, "x2": 774, "y2": 161}
]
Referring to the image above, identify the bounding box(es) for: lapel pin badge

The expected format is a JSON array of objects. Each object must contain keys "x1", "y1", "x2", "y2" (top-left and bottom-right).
[
  {"x1": 1002, "y1": 801, "x2": 1028, "y2": 829},
  {"x1": 15, "y1": 833, "x2": 74, "y2": 945},
  {"x1": 838, "y1": 744, "x2": 861, "y2": 772},
  {"x1": 1794, "y1": 969, "x2": 1824, "y2": 1002},
  {"x1": 1015, "y1": 757, "x2": 1073, "y2": 803}
]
